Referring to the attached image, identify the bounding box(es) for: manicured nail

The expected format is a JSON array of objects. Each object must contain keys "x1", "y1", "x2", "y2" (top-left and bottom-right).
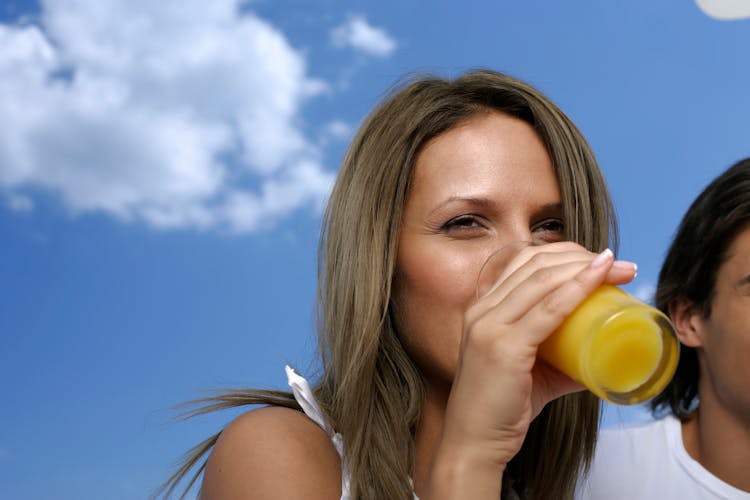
[
  {"x1": 613, "y1": 260, "x2": 638, "y2": 273},
  {"x1": 590, "y1": 248, "x2": 614, "y2": 269}
]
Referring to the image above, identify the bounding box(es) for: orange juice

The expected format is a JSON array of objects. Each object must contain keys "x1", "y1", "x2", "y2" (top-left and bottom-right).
[{"x1": 538, "y1": 285, "x2": 680, "y2": 405}]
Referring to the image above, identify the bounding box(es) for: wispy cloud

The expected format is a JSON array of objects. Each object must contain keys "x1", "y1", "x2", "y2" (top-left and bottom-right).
[
  {"x1": 319, "y1": 120, "x2": 354, "y2": 146},
  {"x1": 0, "y1": 0, "x2": 336, "y2": 232},
  {"x1": 695, "y1": 0, "x2": 750, "y2": 19},
  {"x1": 6, "y1": 193, "x2": 33, "y2": 212},
  {"x1": 331, "y1": 15, "x2": 397, "y2": 58},
  {"x1": 633, "y1": 282, "x2": 656, "y2": 304}
]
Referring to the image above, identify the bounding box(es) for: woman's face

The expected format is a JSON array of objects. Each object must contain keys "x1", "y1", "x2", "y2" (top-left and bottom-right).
[{"x1": 392, "y1": 110, "x2": 564, "y2": 389}]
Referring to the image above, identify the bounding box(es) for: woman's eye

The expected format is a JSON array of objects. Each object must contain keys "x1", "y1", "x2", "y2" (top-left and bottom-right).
[
  {"x1": 533, "y1": 219, "x2": 566, "y2": 241},
  {"x1": 441, "y1": 215, "x2": 484, "y2": 232},
  {"x1": 536, "y1": 219, "x2": 564, "y2": 232}
]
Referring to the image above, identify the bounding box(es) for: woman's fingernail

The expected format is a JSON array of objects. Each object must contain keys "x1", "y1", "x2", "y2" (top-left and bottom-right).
[
  {"x1": 590, "y1": 248, "x2": 614, "y2": 269},
  {"x1": 613, "y1": 260, "x2": 638, "y2": 273}
]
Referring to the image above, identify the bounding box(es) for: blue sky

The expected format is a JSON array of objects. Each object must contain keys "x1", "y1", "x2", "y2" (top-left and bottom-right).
[{"x1": 1, "y1": 0, "x2": 749, "y2": 498}]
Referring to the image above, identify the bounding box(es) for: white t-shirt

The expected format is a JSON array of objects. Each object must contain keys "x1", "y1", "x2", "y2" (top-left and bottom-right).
[{"x1": 576, "y1": 415, "x2": 750, "y2": 500}]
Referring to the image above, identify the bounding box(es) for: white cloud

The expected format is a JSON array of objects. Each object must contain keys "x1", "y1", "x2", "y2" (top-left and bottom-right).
[
  {"x1": 331, "y1": 15, "x2": 397, "y2": 57},
  {"x1": 323, "y1": 120, "x2": 353, "y2": 141},
  {"x1": 0, "y1": 0, "x2": 336, "y2": 232},
  {"x1": 633, "y1": 282, "x2": 656, "y2": 304},
  {"x1": 221, "y1": 159, "x2": 334, "y2": 233},
  {"x1": 318, "y1": 120, "x2": 354, "y2": 147},
  {"x1": 695, "y1": 0, "x2": 750, "y2": 19},
  {"x1": 7, "y1": 193, "x2": 33, "y2": 212}
]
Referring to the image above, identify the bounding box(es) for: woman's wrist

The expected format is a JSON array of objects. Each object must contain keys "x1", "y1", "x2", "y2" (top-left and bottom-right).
[{"x1": 424, "y1": 442, "x2": 506, "y2": 499}]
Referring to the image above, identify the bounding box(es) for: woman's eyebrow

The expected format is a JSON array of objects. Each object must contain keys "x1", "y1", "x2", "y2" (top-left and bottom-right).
[
  {"x1": 427, "y1": 196, "x2": 497, "y2": 216},
  {"x1": 429, "y1": 197, "x2": 561, "y2": 215},
  {"x1": 532, "y1": 202, "x2": 564, "y2": 216}
]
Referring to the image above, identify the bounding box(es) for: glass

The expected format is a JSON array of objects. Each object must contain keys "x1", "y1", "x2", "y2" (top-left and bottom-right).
[{"x1": 476, "y1": 242, "x2": 680, "y2": 405}]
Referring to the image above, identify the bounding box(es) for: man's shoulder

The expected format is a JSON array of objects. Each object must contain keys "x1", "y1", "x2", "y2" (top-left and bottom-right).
[
  {"x1": 591, "y1": 417, "x2": 677, "y2": 479},
  {"x1": 575, "y1": 417, "x2": 679, "y2": 499},
  {"x1": 597, "y1": 415, "x2": 674, "y2": 449}
]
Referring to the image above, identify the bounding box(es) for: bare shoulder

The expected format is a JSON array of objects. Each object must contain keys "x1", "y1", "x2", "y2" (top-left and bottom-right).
[{"x1": 199, "y1": 406, "x2": 342, "y2": 499}]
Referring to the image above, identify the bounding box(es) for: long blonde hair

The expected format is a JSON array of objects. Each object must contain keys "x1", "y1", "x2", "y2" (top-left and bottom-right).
[{"x1": 160, "y1": 69, "x2": 618, "y2": 500}]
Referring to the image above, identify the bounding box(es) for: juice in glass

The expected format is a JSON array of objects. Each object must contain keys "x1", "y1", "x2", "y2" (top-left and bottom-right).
[{"x1": 538, "y1": 285, "x2": 679, "y2": 405}]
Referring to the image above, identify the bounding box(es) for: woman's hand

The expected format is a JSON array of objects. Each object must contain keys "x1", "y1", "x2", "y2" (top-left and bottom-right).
[{"x1": 425, "y1": 242, "x2": 637, "y2": 499}]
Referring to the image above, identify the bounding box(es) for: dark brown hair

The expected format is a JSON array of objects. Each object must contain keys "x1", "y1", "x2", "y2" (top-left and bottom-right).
[{"x1": 651, "y1": 157, "x2": 750, "y2": 418}]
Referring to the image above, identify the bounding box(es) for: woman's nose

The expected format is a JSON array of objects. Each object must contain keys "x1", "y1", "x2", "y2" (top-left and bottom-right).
[{"x1": 499, "y1": 224, "x2": 534, "y2": 247}]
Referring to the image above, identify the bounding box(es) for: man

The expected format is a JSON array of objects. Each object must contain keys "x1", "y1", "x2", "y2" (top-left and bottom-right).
[{"x1": 577, "y1": 158, "x2": 750, "y2": 499}]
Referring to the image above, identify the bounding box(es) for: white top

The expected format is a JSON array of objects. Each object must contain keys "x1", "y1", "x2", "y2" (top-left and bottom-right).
[
  {"x1": 286, "y1": 365, "x2": 352, "y2": 499},
  {"x1": 576, "y1": 415, "x2": 750, "y2": 500},
  {"x1": 286, "y1": 365, "x2": 420, "y2": 500}
]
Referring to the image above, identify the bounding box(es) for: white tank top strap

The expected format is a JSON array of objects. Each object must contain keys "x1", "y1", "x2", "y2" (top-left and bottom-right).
[
  {"x1": 285, "y1": 365, "x2": 419, "y2": 500},
  {"x1": 285, "y1": 365, "x2": 352, "y2": 499}
]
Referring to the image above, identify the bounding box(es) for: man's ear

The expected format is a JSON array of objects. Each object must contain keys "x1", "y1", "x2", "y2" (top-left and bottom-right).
[{"x1": 668, "y1": 298, "x2": 705, "y2": 348}]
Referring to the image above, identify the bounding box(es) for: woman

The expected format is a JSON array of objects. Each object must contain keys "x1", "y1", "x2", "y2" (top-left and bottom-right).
[{"x1": 162, "y1": 69, "x2": 636, "y2": 499}]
